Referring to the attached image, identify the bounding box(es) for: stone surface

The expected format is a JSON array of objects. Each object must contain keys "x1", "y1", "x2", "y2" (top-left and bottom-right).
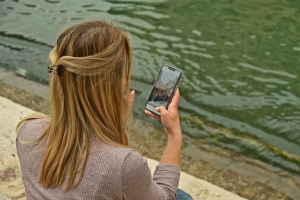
[
  {"x1": 0, "y1": 168, "x2": 16, "y2": 181},
  {"x1": 0, "y1": 193, "x2": 11, "y2": 200},
  {"x1": 0, "y1": 96, "x2": 33, "y2": 199}
]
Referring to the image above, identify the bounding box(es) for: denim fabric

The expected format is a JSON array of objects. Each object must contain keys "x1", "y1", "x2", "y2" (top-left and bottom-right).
[{"x1": 176, "y1": 189, "x2": 193, "y2": 200}]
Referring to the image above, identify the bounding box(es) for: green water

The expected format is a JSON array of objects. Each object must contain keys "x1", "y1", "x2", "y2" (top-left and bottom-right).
[{"x1": 0, "y1": 0, "x2": 300, "y2": 178}]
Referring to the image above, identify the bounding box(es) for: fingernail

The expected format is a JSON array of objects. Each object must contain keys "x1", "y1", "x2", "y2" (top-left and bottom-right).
[{"x1": 156, "y1": 107, "x2": 159, "y2": 111}]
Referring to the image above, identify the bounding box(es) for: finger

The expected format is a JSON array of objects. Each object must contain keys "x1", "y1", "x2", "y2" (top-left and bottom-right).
[
  {"x1": 144, "y1": 110, "x2": 161, "y2": 120},
  {"x1": 145, "y1": 110, "x2": 161, "y2": 120},
  {"x1": 169, "y1": 88, "x2": 180, "y2": 107},
  {"x1": 145, "y1": 110, "x2": 160, "y2": 119},
  {"x1": 156, "y1": 106, "x2": 168, "y2": 115},
  {"x1": 129, "y1": 90, "x2": 135, "y2": 106}
]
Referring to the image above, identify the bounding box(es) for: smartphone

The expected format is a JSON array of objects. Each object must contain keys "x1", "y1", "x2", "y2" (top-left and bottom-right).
[{"x1": 145, "y1": 64, "x2": 182, "y2": 116}]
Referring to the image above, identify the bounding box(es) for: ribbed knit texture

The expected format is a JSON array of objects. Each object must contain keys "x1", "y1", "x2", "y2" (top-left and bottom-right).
[{"x1": 16, "y1": 118, "x2": 180, "y2": 200}]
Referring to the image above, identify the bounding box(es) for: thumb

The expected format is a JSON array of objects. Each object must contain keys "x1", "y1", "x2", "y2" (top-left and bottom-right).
[
  {"x1": 129, "y1": 90, "x2": 135, "y2": 107},
  {"x1": 156, "y1": 106, "x2": 168, "y2": 115}
]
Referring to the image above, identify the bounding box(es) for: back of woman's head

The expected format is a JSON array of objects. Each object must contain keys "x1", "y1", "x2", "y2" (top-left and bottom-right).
[
  {"x1": 50, "y1": 20, "x2": 132, "y2": 140},
  {"x1": 39, "y1": 21, "x2": 132, "y2": 190}
]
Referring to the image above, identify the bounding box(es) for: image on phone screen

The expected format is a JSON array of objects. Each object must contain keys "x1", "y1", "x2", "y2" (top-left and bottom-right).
[{"x1": 146, "y1": 65, "x2": 181, "y2": 115}]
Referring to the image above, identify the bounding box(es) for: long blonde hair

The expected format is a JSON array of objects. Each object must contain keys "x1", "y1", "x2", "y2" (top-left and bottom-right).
[{"x1": 16, "y1": 21, "x2": 132, "y2": 190}]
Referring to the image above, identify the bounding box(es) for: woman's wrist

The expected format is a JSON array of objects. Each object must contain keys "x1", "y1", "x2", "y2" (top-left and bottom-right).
[
  {"x1": 166, "y1": 130, "x2": 182, "y2": 145},
  {"x1": 165, "y1": 124, "x2": 181, "y2": 137}
]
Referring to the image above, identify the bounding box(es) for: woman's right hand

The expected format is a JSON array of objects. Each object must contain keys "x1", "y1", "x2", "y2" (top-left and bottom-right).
[
  {"x1": 145, "y1": 88, "x2": 182, "y2": 166},
  {"x1": 145, "y1": 88, "x2": 181, "y2": 139}
]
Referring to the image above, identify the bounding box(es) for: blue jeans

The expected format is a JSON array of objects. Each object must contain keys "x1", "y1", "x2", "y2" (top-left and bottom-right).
[{"x1": 176, "y1": 189, "x2": 193, "y2": 200}]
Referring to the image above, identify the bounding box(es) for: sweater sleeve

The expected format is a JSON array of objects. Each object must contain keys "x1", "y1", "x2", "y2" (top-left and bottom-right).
[{"x1": 121, "y1": 150, "x2": 180, "y2": 200}]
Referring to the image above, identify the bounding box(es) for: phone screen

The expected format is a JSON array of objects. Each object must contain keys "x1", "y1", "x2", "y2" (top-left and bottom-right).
[{"x1": 145, "y1": 65, "x2": 182, "y2": 115}]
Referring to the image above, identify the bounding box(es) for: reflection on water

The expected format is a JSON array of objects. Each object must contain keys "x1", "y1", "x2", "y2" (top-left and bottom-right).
[{"x1": 0, "y1": 0, "x2": 300, "y2": 186}]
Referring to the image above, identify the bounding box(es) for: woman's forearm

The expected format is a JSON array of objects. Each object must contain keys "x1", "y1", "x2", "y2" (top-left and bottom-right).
[{"x1": 160, "y1": 129, "x2": 182, "y2": 166}]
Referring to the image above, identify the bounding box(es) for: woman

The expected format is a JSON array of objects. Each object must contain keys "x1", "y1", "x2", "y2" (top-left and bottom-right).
[{"x1": 16, "y1": 21, "x2": 192, "y2": 200}]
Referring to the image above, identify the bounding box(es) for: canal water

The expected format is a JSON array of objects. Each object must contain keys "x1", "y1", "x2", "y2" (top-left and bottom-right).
[{"x1": 0, "y1": 0, "x2": 299, "y2": 183}]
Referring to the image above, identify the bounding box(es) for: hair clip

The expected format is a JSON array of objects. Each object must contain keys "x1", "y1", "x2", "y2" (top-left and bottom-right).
[{"x1": 48, "y1": 64, "x2": 58, "y2": 74}]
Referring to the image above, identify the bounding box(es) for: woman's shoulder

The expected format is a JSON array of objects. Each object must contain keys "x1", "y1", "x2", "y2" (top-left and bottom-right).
[
  {"x1": 17, "y1": 117, "x2": 50, "y2": 142},
  {"x1": 98, "y1": 143, "x2": 142, "y2": 160}
]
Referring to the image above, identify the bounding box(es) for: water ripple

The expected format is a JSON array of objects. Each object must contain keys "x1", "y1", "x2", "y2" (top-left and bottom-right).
[
  {"x1": 293, "y1": 47, "x2": 300, "y2": 51},
  {"x1": 181, "y1": 49, "x2": 214, "y2": 59},
  {"x1": 252, "y1": 76, "x2": 289, "y2": 85},
  {"x1": 23, "y1": 4, "x2": 37, "y2": 8},
  {"x1": 150, "y1": 32, "x2": 181, "y2": 41},
  {"x1": 44, "y1": 0, "x2": 60, "y2": 4},
  {"x1": 188, "y1": 38, "x2": 216, "y2": 46},
  {"x1": 238, "y1": 62, "x2": 297, "y2": 79},
  {"x1": 133, "y1": 10, "x2": 169, "y2": 19}
]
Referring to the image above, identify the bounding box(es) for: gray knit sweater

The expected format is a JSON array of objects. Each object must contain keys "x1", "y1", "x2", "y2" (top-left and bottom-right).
[{"x1": 16, "y1": 118, "x2": 180, "y2": 200}]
